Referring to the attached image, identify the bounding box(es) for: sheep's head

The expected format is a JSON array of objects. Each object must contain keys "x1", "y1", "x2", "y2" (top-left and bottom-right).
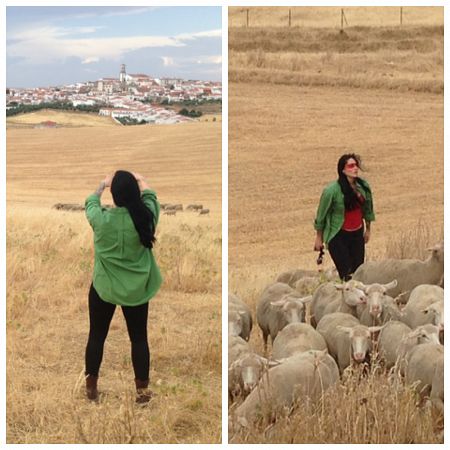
[
  {"x1": 338, "y1": 324, "x2": 384, "y2": 363},
  {"x1": 270, "y1": 294, "x2": 311, "y2": 324},
  {"x1": 360, "y1": 280, "x2": 398, "y2": 318},
  {"x1": 334, "y1": 280, "x2": 367, "y2": 307}
]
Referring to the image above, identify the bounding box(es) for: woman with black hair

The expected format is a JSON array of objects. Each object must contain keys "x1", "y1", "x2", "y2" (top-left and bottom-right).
[
  {"x1": 84, "y1": 170, "x2": 162, "y2": 403},
  {"x1": 313, "y1": 154, "x2": 375, "y2": 281}
]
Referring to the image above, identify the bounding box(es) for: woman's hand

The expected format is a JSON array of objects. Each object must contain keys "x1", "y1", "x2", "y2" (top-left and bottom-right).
[
  {"x1": 314, "y1": 235, "x2": 324, "y2": 252},
  {"x1": 103, "y1": 174, "x2": 113, "y2": 187},
  {"x1": 132, "y1": 172, "x2": 149, "y2": 190},
  {"x1": 364, "y1": 229, "x2": 371, "y2": 244}
]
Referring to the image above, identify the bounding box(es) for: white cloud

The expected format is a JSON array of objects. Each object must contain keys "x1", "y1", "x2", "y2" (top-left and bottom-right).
[
  {"x1": 82, "y1": 57, "x2": 99, "y2": 64},
  {"x1": 161, "y1": 56, "x2": 176, "y2": 67},
  {"x1": 7, "y1": 26, "x2": 221, "y2": 65}
]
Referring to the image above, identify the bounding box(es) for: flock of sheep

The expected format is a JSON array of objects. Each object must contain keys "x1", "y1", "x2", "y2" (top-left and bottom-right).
[
  {"x1": 161, "y1": 203, "x2": 210, "y2": 216},
  {"x1": 228, "y1": 241, "x2": 444, "y2": 438}
]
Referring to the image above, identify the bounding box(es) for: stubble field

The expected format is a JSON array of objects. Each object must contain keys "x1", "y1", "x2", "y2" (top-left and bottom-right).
[
  {"x1": 7, "y1": 118, "x2": 222, "y2": 443},
  {"x1": 228, "y1": 6, "x2": 443, "y2": 444}
]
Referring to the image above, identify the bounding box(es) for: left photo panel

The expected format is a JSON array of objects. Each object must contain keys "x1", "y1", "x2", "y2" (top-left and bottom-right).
[{"x1": 6, "y1": 6, "x2": 222, "y2": 444}]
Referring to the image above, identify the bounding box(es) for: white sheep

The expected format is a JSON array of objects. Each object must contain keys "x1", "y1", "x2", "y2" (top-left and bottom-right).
[
  {"x1": 276, "y1": 267, "x2": 337, "y2": 288},
  {"x1": 378, "y1": 322, "x2": 440, "y2": 373},
  {"x1": 228, "y1": 352, "x2": 280, "y2": 402},
  {"x1": 310, "y1": 280, "x2": 367, "y2": 327},
  {"x1": 400, "y1": 284, "x2": 444, "y2": 330},
  {"x1": 271, "y1": 322, "x2": 327, "y2": 360},
  {"x1": 316, "y1": 312, "x2": 383, "y2": 373},
  {"x1": 405, "y1": 343, "x2": 444, "y2": 413},
  {"x1": 228, "y1": 293, "x2": 253, "y2": 341},
  {"x1": 352, "y1": 242, "x2": 444, "y2": 302},
  {"x1": 229, "y1": 349, "x2": 339, "y2": 431},
  {"x1": 256, "y1": 282, "x2": 311, "y2": 351}
]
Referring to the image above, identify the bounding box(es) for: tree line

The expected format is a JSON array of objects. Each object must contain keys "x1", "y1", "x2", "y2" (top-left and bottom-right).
[{"x1": 6, "y1": 101, "x2": 103, "y2": 117}]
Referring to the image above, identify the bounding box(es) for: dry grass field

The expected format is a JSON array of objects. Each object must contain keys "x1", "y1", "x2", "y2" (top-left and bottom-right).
[
  {"x1": 6, "y1": 109, "x2": 118, "y2": 128},
  {"x1": 229, "y1": 7, "x2": 443, "y2": 94},
  {"x1": 7, "y1": 117, "x2": 222, "y2": 443},
  {"x1": 228, "y1": 6, "x2": 443, "y2": 444}
]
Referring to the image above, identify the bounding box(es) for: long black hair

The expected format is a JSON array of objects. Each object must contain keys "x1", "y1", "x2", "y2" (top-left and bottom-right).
[
  {"x1": 337, "y1": 153, "x2": 364, "y2": 211},
  {"x1": 110, "y1": 170, "x2": 156, "y2": 249}
]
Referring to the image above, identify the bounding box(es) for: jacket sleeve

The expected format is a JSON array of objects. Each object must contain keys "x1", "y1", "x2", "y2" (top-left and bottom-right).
[
  {"x1": 362, "y1": 183, "x2": 375, "y2": 222},
  {"x1": 314, "y1": 185, "x2": 334, "y2": 231},
  {"x1": 85, "y1": 194, "x2": 103, "y2": 230},
  {"x1": 141, "y1": 189, "x2": 160, "y2": 226}
]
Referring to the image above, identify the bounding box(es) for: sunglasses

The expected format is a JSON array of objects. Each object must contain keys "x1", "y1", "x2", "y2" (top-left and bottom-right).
[{"x1": 345, "y1": 162, "x2": 358, "y2": 169}]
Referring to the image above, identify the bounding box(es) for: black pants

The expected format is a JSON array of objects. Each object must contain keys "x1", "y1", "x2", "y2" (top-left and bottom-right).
[
  {"x1": 85, "y1": 284, "x2": 150, "y2": 380},
  {"x1": 328, "y1": 228, "x2": 365, "y2": 281}
]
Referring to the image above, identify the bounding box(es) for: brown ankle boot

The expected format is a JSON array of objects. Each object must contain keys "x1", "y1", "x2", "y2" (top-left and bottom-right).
[
  {"x1": 135, "y1": 378, "x2": 154, "y2": 404},
  {"x1": 86, "y1": 374, "x2": 99, "y2": 400}
]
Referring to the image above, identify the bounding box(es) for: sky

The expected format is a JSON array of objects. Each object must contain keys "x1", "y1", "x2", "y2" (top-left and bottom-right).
[{"x1": 6, "y1": 6, "x2": 222, "y2": 88}]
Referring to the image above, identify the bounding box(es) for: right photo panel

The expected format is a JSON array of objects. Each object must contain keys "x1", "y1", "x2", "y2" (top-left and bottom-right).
[{"x1": 228, "y1": 6, "x2": 443, "y2": 444}]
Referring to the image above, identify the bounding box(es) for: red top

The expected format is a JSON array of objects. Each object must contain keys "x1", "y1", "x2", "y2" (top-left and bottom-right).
[{"x1": 342, "y1": 194, "x2": 364, "y2": 231}]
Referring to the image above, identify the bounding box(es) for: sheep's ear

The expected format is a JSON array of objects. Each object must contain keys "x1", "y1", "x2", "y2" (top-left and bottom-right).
[
  {"x1": 300, "y1": 295, "x2": 312, "y2": 305},
  {"x1": 229, "y1": 360, "x2": 242, "y2": 371},
  {"x1": 383, "y1": 279, "x2": 398, "y2": 291},
  {"x1": 369, "y1": 325, "x2": 385, "y2": 334},
  {"x1": 270, "y1": 299, "x2": 286, "y2": 307},
  {"x1": 337, "y1": 326, "x2": 353, "y2": 334},
  {"x1": 266, "y1": 358, "x2": 282, "y2": 368},
  {"x1": 334, "y1": 283, "x2": 344, "y2": 291},
  {"x1": 394, "y1": 291, "x2": 409, "y2": 305}
]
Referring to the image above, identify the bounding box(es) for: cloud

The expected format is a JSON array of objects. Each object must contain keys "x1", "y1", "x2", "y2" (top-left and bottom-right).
[
  {"x1": 7, "y1": 26, "x2": 222, "y2": 66},
  {"x1": 197, "y1": 55, "x2": 222, "y2": 65},
  {"x1": 82, "y1": 57, "x2": 99, "y2": 64},
  {"x1": 103, "y1": 7, "x2": 160, "y2": 17},
  {"x1": 161, "y1": 56, "x2": 176, "y2": 67}
]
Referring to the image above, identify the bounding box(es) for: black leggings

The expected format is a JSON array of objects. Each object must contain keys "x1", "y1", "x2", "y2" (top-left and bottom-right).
[
  {"x1": 85, "y1": 284, "x2": 150, "y2": 380},
  {"x1": 328, "y1": 228, "x2": 365, "y2": 281}
]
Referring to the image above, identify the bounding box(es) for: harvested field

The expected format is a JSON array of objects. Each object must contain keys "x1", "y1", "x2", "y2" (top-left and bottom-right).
[
  {"x1": 7, "y1": 119, "x2": 222, "y2": 443},
  {"x1": 6, "y1": 109, "x2": 118, "y2": 128}
]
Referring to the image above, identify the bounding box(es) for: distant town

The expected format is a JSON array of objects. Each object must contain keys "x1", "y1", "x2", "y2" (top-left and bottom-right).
[{"x1": 6, "y1": 64, "x2": 222, "y2": 125}]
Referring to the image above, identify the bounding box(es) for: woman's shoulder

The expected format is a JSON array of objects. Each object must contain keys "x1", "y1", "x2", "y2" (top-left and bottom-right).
[
  {"x1": 322, "y1": 180, "x2": 340, "y2": 193},
  {"x1": 357, "y1": 178, "x2": 372, "y2": 191}
]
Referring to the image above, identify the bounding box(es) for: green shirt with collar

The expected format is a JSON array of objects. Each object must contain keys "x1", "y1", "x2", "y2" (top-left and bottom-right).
[
  {"x1": 85, "y1": 189, "x2": 162, "y2": 306},
  {"x1": 314, "y1": 178, "x2": 375, "y2": 246}
]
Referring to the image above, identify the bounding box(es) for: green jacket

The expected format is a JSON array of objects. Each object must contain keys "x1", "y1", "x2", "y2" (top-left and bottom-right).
[
  {"x1": 85, "y1": 189, "x2": 162, "y2": 306},
  {"x1": 314, "y1": 179, "x2": 375, "y2": 245}
]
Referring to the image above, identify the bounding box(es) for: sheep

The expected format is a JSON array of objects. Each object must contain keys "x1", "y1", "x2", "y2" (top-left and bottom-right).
[
  {"x1": 294, "y1": 276, "x2": 322, "y2": 296},
  {"x1": 316, "y1": 312, "x2": 383, "y2": 373},
  {"x1": 229, "y1": 349, "x2": 339, "y2": 431},
  {"x1": 229, "y1": 335, "x2": 251, "y2": 365},
  {"x1": 399, "y1": 284, "x2": 444, "y2": 330},
  {"x1": 186, "y1": 204, "x2": 203, "y2": 211},
  {"x1": 256, "y1": 282, "x2": 311, "y2": 351},
  {"x1": 352, "y1": 242, "x2": 444, "y2": 302},
  {"x1": 199, "y1": 208, "x2": 210, "y2": 215},
  {"x1": 228, "y1": 294, "x2": 253, "y2": 342},
  {"x1": 276, "y1": 267, "x2": 337, "y2": 288},
  {"x1": 356, "y1": 280, "x2": 404, "y2": 326},
  {"x1": 272, "y1": 322, "x2": 327, "y2": 360},
  {"x1": 378, "y1": 322, "x2": 440, "y2": 372},
  {"x1": 310, "y1": 280, "x2": 367, "y2": 327},
  {"x1": 163, "y1": 210, "x2": 176, "y2": 216},
  {"x1": 377, "y1": 320, "x2": 412, "y2": 370},
  {"x1": 405, "y1": 343, "x2": 444, "y2": 413},
  {"x1": 229, "y1": 352, "x2": 280, "y2": 402}
]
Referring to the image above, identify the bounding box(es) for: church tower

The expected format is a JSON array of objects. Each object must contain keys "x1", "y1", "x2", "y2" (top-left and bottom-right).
[{"x1": 119, "y1": 64, "x2": 127, "y2": 91}]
